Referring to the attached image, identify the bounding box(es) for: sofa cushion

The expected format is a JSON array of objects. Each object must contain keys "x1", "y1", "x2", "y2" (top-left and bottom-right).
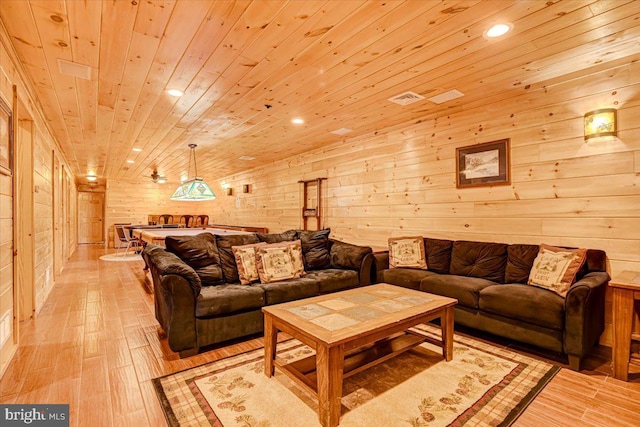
[
  {"x1": 388, "y1": 236, "x2": 427, "y2": 269},
  {"x1": 195, "y1": 283, "x2": 265, "y2": 317},
  {"x1": 193, "y1": 264, "x2": 225, "y2": 287},
  {"x1": 330, "y1": 240, "x2": 373, "y2": 271},
  {"x1": 165, "y1": 233, "x2": 224, "y2": 285},
  {"x1": 505, "y1": 244, "x2": 539, "y2": 284},
  {"x1": 297, "y1": 229, "x2": 331, "y2": 270},
  {"x1": 259, "y1": 277, "x2": 320, "y2": 305},
  {"x1": 256, "y1": 229, "x2": 297, "y2": 244},
  {"x1": 424, "y1": 238, "x2": 453, "y2": 274},
  {"x1": 450, "y1": 241, "x2": 507, "y2": 283},
  {"x1": 420, "y1": 274, "x2": 496, "y2": 309},
  {"x1": 527, "y1": 244, "x2": 587, "y2": 297},
  {"x1": 479, "y1": 284, "x2": 565, "y2": 330},
  {"x1": 216, "y1": 234, "x2": 260, "y2": 283},
  {"x1": 379, "y1": 268, "x2": 437, "y2": 291},
  {"x1": 306, "y1": 269, "x2": 360, "y2": 294},
  {"x1": 232, "y1": 242, "x2": 266, "y2": 285}
]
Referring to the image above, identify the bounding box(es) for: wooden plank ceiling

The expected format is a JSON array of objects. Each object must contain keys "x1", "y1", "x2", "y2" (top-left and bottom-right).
[{"x1": 1, "y1": 0, "x2": 638, "y2": 186}]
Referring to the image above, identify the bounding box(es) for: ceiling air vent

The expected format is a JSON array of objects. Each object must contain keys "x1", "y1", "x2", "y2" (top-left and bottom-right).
[
  {"x1": 388, "y1": 91, "x2": 425, "y2": 106},
  {"x1": 427, "y1": 89, "x2": 464, "y2": 104},
  {"x1": 57, "y1": 59, "x2": 92, "y2": 80},
  {"x1": 330, "y1": 127, "x2": 353, "y2": 135}
]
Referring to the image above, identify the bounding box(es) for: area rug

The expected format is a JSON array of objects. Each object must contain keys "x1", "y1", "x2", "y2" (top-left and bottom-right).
[
  {"x1": 99, "y1": 253, "x2": 142, "y2": 262},
  {"x1": 153, "y1": 324, "x2": 559, "y2": 427}
]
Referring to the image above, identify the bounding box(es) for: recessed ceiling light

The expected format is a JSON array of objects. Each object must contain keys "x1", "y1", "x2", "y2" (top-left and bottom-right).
[
  {"x1": 292, "y1": 118, "x2": 305, "y2": 124},
  {"x1": 132, "y1": 147, "x2": 142, "y2": 152},
  {"x1": 86, "y1": 174, "x2": 97, "y2": 182},
  {"x1": 239, "y1": 156, "x2": 256, "y2": 161},
  {"x1": 126, "y1": 160, "x2": 134, "y2": 164},
  {"x1": 485, "y1": 23, "x2": 513, "y2": 38},
  {"x1": 167, "y1": 89, "x2": 184, "y2": 97}
]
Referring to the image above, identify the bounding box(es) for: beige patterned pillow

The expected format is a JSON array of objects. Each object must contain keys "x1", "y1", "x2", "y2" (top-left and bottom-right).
[
  {"x1": 256, "y1": 243, "x2": 303, "y2": 284},
  {"x1": 278, "y1": 240, "x2": 306, "y2": 277},
  {"x1": 388, "y1": 236, "x2": 427, "y2": 269},
  {"x1": 232, "y1": 242, "x2": 266, "y2": 285},
  {"x1": 527, "y1": 244, "x2": 587, "y2": 297}
]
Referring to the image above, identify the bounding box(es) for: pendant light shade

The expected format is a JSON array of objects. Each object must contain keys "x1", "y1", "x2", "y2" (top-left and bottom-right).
[{"x1": 170, "y1": 144, "x2": 216, "y2": 201}]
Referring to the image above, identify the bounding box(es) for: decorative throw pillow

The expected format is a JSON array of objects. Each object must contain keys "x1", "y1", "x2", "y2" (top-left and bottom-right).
[
  {"x1": 215, "y1": 234, "x2": 260, "y2": 283},
  {"x1": 388, "y1": 236, "x2": 428, "y2": 269},
  {"x1": 527, "y1": 244, "x2": 587, "y2": 297},
  {"x1": 255, "y1": 244, "x2": 302, "y2": 284},
  {"x1": 232, "y1": 243, "x2": 267, "y2": 285},
  {"x1": 270, "y1": 240, "x2": 305, "y2": 277}
]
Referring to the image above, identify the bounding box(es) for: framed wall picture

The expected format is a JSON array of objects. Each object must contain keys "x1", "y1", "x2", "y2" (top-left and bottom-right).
[
  {"x1": 0, "y1": 96, "x2": 12, "y2": 176},
  {"x1": 456, "y1": 138, "x2": 510, "y2": 188}
]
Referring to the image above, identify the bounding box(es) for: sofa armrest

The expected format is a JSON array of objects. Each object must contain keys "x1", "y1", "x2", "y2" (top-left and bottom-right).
[
  {"x1": 563, "y1": 271, "x2": 609, "y2": 361},
  {"x1": 372, "y1": 251, "x2": 390, "y2": 283},
  {"x1": 329, "y1": 239, "x2": 374, "y2": 285},
  {"x1": 143, "y1": 245, "x2": 202, "y2": 353}
]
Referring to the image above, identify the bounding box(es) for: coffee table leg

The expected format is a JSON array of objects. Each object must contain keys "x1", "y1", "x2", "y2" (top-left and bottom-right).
[
  {"x1": 264, "y1": 314, "x2": 277, "y2": 377},
  {"x1": 317, "y1": 345, "x2": 344, "y2": 427},
  {"x1": 442, "y1": 306, "x2": 454, "y2": 361}
]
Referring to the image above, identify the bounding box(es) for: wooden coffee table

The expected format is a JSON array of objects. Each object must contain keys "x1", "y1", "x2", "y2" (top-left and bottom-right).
[{"x1": 262, "y1": 283, "x2": 457, "y2": 427}]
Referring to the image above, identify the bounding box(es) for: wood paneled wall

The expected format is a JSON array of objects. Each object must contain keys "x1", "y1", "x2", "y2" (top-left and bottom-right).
[
  {"x1": 0, "y1": 22, "x2": 76, "y2": 375},
  {"x1": 105, "y1": 180, "x2": 218, "y2": 247},
  {"x1": 213, "y1": 60, "x2": 638, "y2": 345}
]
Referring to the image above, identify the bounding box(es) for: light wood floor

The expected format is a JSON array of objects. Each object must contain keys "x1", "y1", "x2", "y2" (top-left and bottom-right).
[{"x1": 0, "y1": 245, "x2": 638, "y2": 426}]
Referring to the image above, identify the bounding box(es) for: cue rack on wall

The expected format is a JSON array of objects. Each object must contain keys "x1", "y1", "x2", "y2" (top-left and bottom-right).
[{"x1": 298, "y1": 177, "x2": 327, "y2": 230}]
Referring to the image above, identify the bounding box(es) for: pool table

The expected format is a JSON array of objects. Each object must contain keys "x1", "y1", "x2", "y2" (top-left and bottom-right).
[{"x1": 132, "y1": 227, "x2": 251, "y2": 247}]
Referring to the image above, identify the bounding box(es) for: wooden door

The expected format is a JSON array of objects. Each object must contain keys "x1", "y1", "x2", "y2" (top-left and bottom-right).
[
  {"x1": 78, "y1": 192, "x2": 104, "y2": 244},
  {"x1": 52, "y1": 154, "x2": 63, "y2": 275},
  {"x1": 15, "y1": 119, "x2": 34, "y2": 320},
  {"x1": 0, "y1": 93, "x2": 15, "y2": 376}
]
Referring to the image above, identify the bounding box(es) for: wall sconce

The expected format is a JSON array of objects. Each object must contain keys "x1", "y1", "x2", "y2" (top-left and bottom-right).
[
  {"x1": 226, "y1": 188, "x2": 233, "y2": 196},
  {"x1": 243, "y1": 184, "x2": 250, "y2": 193},
  {"x1": 584, "y1": 108, "x2": 617, "y2": 141}
]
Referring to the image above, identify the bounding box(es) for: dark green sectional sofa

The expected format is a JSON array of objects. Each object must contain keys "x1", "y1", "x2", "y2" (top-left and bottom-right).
[
  {"x1": 373, "y1": 238, "x2": 610, "y2": 371},
  {"x1": 142, "y1": 229, "x2": 374, "y2": 357}
]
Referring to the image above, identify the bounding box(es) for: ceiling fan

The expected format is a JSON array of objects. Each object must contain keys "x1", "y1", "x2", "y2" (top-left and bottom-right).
[{"x1": 150, "y1": 169, "x2": 167, "y2": 184}]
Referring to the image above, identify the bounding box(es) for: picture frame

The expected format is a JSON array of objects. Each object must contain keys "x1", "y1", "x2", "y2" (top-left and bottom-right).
[
  {"x1": 0, "y1": 96, "x2": 12, "y2": 176},
  {"x1": 456, "y1": 138, "x2": 510, "y2": 188}
]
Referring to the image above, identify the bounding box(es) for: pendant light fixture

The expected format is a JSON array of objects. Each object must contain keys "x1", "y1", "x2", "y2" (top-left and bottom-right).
[{"x1": 170, "y1": 144, "x2": 216, "y2": 201}]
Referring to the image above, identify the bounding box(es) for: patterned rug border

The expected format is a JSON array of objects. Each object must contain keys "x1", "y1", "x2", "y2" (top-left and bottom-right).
[
  {"x1": 153, "y1": 327, "x2": 560, "y2": 427},
  {"x1": 496, "y1": 365, "x2": 559, "y2": 427}
]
